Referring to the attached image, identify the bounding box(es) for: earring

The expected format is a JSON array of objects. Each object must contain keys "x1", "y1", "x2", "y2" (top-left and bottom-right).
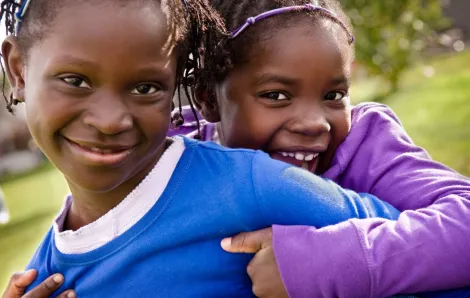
[
  {"x1": 5, "y1": 93, "x2": 19, "y2": 114},
  {"x1": 10, "y1": 93, "x2": 20, "y2": 105}
]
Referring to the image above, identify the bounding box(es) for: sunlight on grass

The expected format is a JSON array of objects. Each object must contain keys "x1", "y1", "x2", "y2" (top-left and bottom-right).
[
  {"x1": 352, "y1": 51, "x2": 470, "y2": 176},
  {"x1": 0, "y1": 167, "x2": 68, "y2": 291}
]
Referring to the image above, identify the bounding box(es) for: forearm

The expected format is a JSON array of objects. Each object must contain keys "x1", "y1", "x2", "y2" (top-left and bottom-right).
[{"x1": 274, "y1": 194, "x2": 470, "y2": 297}]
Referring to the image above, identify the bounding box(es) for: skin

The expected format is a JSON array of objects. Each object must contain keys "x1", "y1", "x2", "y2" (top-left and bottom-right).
[
  {"x1": 200, "y1": 19, "x2": 353, "y2": 174},
  {"x1": 200, "y1": 18, "x2": 354, "y2": 298},
  {"x1": 2, "y1": 271, "x2": 75, "y2": 298},
  {"x1": 2, "y1": 1, "x2": 178, "y2": 297},
  {"x1": 3, "y1": 1, "x2": 177, "y2": 231}
]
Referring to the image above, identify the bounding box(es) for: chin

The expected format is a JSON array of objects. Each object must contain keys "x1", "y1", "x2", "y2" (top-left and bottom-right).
[{"x1": 66, "y1": 172, "x2": 130, "y2": 194}]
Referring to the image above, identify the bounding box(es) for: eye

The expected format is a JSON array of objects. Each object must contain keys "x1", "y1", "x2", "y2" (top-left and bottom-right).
[
  {"x1": 130, "y1": 84, "x2": 160, "y2": 95},
  {"x1": 61, "y1": 77, "x2": 91, "y2": 89},
  {"x1": 324, "y1": 91, "x2": 345, "y2": 101},
  {"x1": 259, "y1": 91, "x2": 290, "y2": 101}
]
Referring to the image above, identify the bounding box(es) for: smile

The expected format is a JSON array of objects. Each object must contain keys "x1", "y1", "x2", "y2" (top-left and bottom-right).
[
  {"x1": 270, "y1": 151, "x2": 322, "y2": 173},
  {"x1": 63, "y1": 138, "x2": 136, "y2": 166},
  {"x1": 279, "y1": 152, "x2": 319, "y2": 162}
]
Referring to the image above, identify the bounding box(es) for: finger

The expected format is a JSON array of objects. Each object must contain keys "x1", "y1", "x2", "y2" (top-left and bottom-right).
[
  {"x1": 56, "y1": 290, "x2": 76, "y2": 298},
  {"x1": 3, "y1": 270, "x2": 38, "y2": 298},
  {"x1": 247, "y1": 247, "x2": 287, "y2": 298},
  {"x1": 246, "y1": 246, "x2": 274, "y2": 279},
  {"x1": 22, "y1": 274, "x2": 64, "y2": 298},
  {"x1": 221, "y1": 228, "x2": 273, "y2": 253}
]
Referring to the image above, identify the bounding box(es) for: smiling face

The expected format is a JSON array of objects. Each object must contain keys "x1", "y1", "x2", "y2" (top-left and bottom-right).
[
  {"x1": 3, "y1": 1, "x2": 177, "y2": 197},
  {"x1": 212, "y1": 18, "x2": 353, "y2": 174}
]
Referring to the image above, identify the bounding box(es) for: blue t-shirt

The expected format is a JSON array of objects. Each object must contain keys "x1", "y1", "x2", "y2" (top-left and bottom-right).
[{"x1": 26, "y1": 138, "x2": 399, "y2": 297}]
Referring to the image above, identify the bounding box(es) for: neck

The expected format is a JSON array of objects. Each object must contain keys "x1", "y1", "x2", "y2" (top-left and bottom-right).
[
  {"x1": 64, "y1": 139, "x2": 171, "y2": 231},
  {"x1": 215, "y1": 123, "x2": 227, "y2": 146}
]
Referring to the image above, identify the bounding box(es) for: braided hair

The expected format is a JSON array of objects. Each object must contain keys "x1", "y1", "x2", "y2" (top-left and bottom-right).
[
  {"x1": 0, "y1": 0, "x2": 225, "y2": 137},
  {"x1": 201, "y1": 0, "x2": 353, "y2": 103}
]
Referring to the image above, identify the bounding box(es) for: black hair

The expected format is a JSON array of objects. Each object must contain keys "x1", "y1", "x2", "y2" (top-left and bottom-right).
[
  {"x1": 201, "y1": 0, "x2": 353, "y2": 103},
  {"x1": 0, "y1": 0, "x2": 226, "y2": 138}
]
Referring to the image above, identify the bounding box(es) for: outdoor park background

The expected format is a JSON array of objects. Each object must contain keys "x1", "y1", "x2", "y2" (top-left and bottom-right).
[{"x1": 1, "y1": 0, "x2": 469, "y2": 292}]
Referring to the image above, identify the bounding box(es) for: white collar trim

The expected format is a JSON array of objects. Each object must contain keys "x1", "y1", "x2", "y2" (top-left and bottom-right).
[{"x1": 53, "y1": 137, "x2": 186, "y2": 254}]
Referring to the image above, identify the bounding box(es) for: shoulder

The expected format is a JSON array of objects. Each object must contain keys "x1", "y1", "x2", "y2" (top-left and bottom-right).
[
  {"x1": 180, "y1": 136, "x2": 266, "y2": 174},
  {"x1": 324, "y1": 102, "x2": 410, "y2": 182},
  {"x1": 26, "y1": 227, "x2": 54, "y2": 269},
  {"x1": 182, "y1": 136, "x2": 258, "y2": 156},
  {"x1": 346, "y1": 102, "x2": 409, "y2": 145},
  {"x1": 351, "y1": 102, "x2": 403, "y2": 128}
]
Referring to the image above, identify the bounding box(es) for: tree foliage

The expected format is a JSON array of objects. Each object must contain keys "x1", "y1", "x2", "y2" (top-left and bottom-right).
[{"x1": 341, "y1": 0, "x2": 448, "y2": 91}]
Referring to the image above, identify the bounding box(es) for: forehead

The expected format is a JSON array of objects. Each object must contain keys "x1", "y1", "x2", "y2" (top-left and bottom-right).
[
  {"x1": 28, "y1": 2, "x2": 176, "y2": 67},
  {"x1": 245, "y1": 18, "x2": 352, "y2": 76}
]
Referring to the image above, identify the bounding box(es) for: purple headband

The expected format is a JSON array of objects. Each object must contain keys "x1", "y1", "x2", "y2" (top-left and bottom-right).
[{"x1": 229, "y1": 3, "x2": 355, "y2": 44}]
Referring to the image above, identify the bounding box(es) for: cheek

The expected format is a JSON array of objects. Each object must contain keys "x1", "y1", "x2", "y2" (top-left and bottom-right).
[
  {"x1": 324, "y1": 108, "x2": 351, "y2": 164},
  {"x1": 220, "y1": 104, "x2": 280, "y2": 150},
  {"x1": 24, "y1": 86, "x2": 70, "y2": 149},
  {"x1": 218, "y1": 80, "x2": 283, "y2": 150},
  {"x1": 135, "y1": 100, "x2": 172, "y2": 140},
  {"x1": 331, "y1": 108, "x2": 351, "y2": 144}
]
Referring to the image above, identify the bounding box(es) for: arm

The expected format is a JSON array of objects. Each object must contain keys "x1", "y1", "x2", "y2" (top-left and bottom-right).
[
  {"x1": 251, "y1": 151, "x2": 400, "y2": 229},
  {"x1": 274, "y1": 103, "x2": 470, "y2": 297}
]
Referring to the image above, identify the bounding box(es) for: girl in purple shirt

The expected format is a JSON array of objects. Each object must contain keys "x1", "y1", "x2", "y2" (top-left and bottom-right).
[{"x1": 167, "y1": 0, "x2": 470, "y2": 297}]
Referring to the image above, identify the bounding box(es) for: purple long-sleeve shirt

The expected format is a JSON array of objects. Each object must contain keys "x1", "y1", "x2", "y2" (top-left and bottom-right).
[{"x1": 169, "y1": 102, "x2": 470, "y2": 297}]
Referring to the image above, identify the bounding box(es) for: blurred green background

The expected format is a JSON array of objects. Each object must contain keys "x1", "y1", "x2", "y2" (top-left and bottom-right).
[{"x1": 1, "y1": 0, "x2": 470, "y2": 292}]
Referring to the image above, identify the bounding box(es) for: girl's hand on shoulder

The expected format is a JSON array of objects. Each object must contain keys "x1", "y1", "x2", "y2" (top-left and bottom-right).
[
  {"x1": 221, "y1": 227, "x2": 289, "y2": 298},
  {"x1": 2, "y1": 270, "x2": 75, "y2": 298}
]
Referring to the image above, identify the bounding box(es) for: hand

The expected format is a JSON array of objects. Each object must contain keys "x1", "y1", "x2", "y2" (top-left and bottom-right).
[
  {"x1": 221, "y1": 228, "x2": 289, "y2": 298},
  {"x1": 2, "y1": 270, "x2": 75, "y2": 298}
]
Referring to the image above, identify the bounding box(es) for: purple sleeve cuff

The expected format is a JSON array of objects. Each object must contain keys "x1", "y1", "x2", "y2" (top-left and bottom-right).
[{"x1": 273, "y1": 223, "x2": 371, "y2": 298}]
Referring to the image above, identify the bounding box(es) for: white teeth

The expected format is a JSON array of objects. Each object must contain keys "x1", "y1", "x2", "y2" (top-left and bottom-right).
[
  {"x1": 87, "y1": 147, "x2": 115, "y2": 154},
  {"x1": 279, "y1": 151, "x2": 319, "y2": 162}
]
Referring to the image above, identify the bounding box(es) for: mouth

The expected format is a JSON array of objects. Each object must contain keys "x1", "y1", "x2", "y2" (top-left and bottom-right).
[
  {"x1": 63, "y1": 137, "x2": 137, "y2": 166},
  {"x1": 270, "y1": 151, "x2": 322, "y2": 173}
]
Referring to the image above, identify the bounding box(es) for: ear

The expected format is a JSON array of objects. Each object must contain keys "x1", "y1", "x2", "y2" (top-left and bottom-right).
[
  {"x1": 2, "y1": 36, "x2": 26, "y2": 102},
  {"x1": 194, "y1": 84, "x2": 220, "y2": 123}
]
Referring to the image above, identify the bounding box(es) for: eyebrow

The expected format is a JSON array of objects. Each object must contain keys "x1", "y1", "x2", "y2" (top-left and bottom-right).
[
  {"x1": 51, "y1": 55, "x2": 101, "y2": 70},
  {"x1": 254, "y1": 74, "x2": 299, "y2": 87},
  {"x1": 254, "y1": 73, "x2": 351, "y2": 89},
  {"x1": 133, "y1": 65, "x2": 172, "y2": 77},
  {"x1": 331, "y1": 76, "x2": 351, "y2": 88}
]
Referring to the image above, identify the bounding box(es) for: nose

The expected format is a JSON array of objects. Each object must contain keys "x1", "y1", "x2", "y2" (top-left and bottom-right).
[
  {"x1": 83, "y1": 91, "x2": 133, "y2": 135},
  {"x1": 284, "y1": 103, "x2": 330, "y2": 137}
]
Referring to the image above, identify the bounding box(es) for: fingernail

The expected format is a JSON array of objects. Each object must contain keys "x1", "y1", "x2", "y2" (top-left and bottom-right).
[
  {"x1": 67, "y1": 291, "x2": 76, "y2": 298},
  {"x1": 53, "y1": 274, "x2": 64, "y2": 284},
  {"x1": 221, "y1": 238, "x2": 231, "y2": 249}
]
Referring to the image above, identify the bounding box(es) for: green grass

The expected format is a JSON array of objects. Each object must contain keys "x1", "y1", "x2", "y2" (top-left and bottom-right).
[
  {"x1": 351, "y1": 50, "x2": 470, "y2": 176},
  {"x1": 0, "y1": 50, "x2": 469, "y2": 292},
  {"x1": 0, "y1": 166, "x2": 68, "y2": 292}
]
